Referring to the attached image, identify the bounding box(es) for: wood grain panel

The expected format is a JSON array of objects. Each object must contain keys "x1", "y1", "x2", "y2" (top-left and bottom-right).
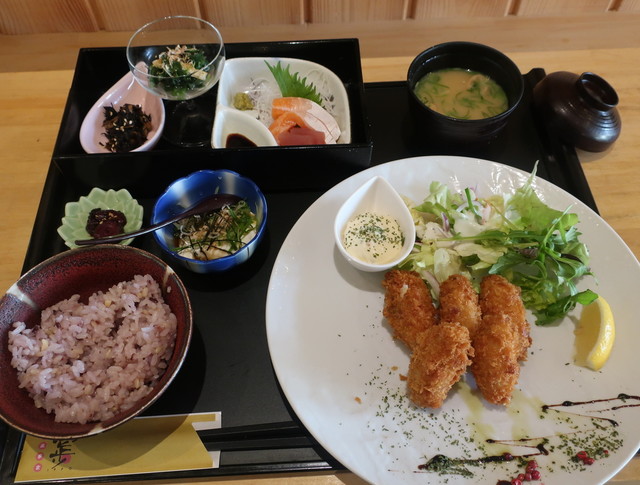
[
  {"x1": 412, "y1": 0, "x2": 511, "y2": 19},
  {"x1": 308, "y1": 0, "x2": 408, "y2": 23},
  {"x1": 93, "y1": 0, "x2": 200, "y2": 32},
  {"x1": 0, "y1": 0, "x2": 99, "y2": 34},
  {"x1": 201, "y1": 0, "x2": 304, "y2": 26},
  {"x1": 617, "y1": 0, "x2": 640, "y2": 11},
  {"x1": 3, "y1": 12, "x2": 640, "y2": 70},
  {"x1": 515, "y1": 0, "x2": 612, "y2": 16}
]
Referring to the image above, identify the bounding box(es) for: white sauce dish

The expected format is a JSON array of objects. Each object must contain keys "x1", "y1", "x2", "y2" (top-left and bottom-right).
[
  {"x1": 211, "y1": 107, "x2": 277, "y2": 148},
  {"x1": 334, "y1": 176, "x2": 415, "y2": 272}
]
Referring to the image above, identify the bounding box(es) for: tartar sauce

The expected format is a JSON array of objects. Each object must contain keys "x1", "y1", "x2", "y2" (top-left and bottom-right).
[{"x1": 342, "y1": 212, "x2": 404, "y2": 264}]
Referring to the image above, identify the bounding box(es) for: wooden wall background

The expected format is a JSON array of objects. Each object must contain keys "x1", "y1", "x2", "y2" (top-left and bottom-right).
[{"x1": 2, "y1": 0, "x2": 639, "y2": 35}]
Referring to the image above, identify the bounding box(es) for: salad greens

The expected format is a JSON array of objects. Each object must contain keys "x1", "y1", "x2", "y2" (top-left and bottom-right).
[
  {"x1": 265, "y1": 61, "x2": 323, "y2": 106},
  {"x1": 398, "y1": 167, "x2": 597, "y2": 325},
  {"x1": 149, "y1": 45, "x2": 210, "y2": 99}
]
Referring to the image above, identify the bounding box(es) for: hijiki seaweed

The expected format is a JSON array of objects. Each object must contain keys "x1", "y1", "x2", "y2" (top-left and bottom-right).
[{"x1": 100, "y1": 103, "x2": 152, "y2": 152}]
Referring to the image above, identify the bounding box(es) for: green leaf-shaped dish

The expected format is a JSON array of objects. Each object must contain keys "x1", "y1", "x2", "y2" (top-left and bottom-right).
[{"x1": 57, "y1": 188, "x2": 144, "y2": 248}]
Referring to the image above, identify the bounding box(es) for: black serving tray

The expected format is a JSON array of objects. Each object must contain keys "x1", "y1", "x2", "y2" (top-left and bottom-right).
[
  {"x1": 52, "y1": 40, "x2": 373, "y2": 193},
  {"x1": 0, "y1": 44, "x2": 598, "y2": 483}
]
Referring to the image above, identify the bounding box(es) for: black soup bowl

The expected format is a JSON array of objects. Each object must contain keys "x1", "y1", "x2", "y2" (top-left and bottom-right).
[{"x1": 407, "y1": 41, "x2": 524, "y2": 143}]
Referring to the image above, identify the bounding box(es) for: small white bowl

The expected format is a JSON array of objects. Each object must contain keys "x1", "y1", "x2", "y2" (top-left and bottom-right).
[
  {"x1": 334, "y1": 176, "x2": 415, "y2": 272},
  {"x1": 79, "y1": 71, "x2": 165, "y2": 153},
  {"x1": 212, "y1": 107, "x2": 277, "y2": 148},
  {"x1": 212, "y1": 57, "x2": 351, "y2": 148}
]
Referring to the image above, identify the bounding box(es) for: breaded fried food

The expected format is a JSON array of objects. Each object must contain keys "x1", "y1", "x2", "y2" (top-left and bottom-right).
[
  {"x1": 439, "y1": 274, "x2": 481, "y2": 337},
  {"x1": 471, "y1": 275, "x2": 531, "y2": 405},
  {"x1": 470, "y1": 313, "x2": 521, "y2": 405},
  {"x1": 382, "y1": 269, "x2": 438, "y2": 350},
  {"x1": 478, "y1": 274, "x2": 531, "y2": 361},
  {"x1": 407, "y1": 322, "x2": 474, "y2": 408}
]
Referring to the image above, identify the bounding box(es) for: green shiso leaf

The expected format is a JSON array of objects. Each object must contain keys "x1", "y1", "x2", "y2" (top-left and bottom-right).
[{"x1": 265, "y1": 61, "x2": 323, "y2": 106}]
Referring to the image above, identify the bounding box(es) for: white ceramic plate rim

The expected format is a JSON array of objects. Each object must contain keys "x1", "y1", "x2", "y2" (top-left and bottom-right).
[{"x1": 266, "y1": 155, "x2": 640, "y2": 485}]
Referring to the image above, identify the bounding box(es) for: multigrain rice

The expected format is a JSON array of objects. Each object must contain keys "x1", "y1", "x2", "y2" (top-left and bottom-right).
[{"x1": 8, "y1": 274, "x2": 177, "y2": 424}]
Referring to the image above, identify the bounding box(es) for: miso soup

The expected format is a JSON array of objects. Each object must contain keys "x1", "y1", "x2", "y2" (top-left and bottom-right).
[{"x1": 414, "y1": 68, "x2": 508, "y2": 120}]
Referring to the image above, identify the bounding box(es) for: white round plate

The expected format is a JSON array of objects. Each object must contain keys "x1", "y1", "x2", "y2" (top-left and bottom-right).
[{"x1": 266, "y1": 156, "x2": 640, "y2": 485}]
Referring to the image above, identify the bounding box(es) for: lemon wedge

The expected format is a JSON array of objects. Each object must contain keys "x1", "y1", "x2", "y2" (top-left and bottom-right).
[{"x1": 574, "y1": 296, "x2": 615, "y2": 371}]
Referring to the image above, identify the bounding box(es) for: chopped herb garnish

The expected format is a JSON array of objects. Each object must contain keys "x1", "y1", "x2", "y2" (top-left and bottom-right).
[{"x1": 173, "y1": 200, "x2": 257, "y2": 261}]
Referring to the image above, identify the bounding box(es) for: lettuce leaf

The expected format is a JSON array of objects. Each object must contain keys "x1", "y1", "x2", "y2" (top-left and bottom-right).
[{"x1": 400, "y1": 168, "x2": 596, "y2": 325}]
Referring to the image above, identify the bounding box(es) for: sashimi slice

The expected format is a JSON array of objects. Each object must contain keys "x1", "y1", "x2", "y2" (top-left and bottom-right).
[
  {"x1": 271, "y1": 97, "x2": 341, "y2": 144},
  {"x1": 277, "y1": 126, "x2": 326, "y2": 146},
  {"x1": 271, "y1": 96, "x2": 320, "y2": 119},
  {"x1": 269, "y1": 111, "x2": 305, "y2": 138}
]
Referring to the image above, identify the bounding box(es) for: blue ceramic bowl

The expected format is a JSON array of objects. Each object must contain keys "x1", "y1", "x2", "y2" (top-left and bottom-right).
[{"x1": 152, "y1": 169, "x2": 267, "y2": 273}]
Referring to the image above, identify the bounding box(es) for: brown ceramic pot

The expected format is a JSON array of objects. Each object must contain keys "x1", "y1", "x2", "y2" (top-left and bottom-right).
[{"x1": 532, "y1": 71, "x2": 621, "y2": 152}]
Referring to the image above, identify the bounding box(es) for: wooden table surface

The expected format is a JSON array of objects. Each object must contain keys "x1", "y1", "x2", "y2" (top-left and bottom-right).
[{"x1": 1, "y1": 36, "x2": 639, "y2": 485}]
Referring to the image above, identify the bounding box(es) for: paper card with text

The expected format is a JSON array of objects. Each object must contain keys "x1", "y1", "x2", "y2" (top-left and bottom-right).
[{"x1": 14, "y1": 412, "x2": 221, "y2": 482}]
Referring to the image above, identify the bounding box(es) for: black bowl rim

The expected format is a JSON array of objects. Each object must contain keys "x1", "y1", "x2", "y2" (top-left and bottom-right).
[{"x1": 406, "y1": 40, "x2": 525, "y2": 123}]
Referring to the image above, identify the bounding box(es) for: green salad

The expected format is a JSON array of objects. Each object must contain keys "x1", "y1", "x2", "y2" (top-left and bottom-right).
[
  {"x1": 398, "y1": 167, "x2": 597, "y2": 325},
  {"x1": 148, "y1": 45, "x2": 210, "y2": 98}
]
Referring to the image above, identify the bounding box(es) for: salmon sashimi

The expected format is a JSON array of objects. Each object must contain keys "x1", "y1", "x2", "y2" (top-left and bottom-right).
[
  {"x1": 268, "y1": 111, "x2": 325, "y2": 145},
  {"x1": 270, "y1": 96, "x2": 341, "y2": 144},
  {"x1": 269, "y1": 110, "x2": 299, "y2": 138}
]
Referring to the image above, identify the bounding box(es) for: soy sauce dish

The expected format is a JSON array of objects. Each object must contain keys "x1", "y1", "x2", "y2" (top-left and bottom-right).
[{"x1": 334, "y1": 176, "x2": 415, "y2": 272}]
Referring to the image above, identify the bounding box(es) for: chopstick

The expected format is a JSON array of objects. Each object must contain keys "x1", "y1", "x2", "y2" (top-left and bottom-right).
[{"x1": 196, "y1": 420, "x2": 315, "y2": 452}]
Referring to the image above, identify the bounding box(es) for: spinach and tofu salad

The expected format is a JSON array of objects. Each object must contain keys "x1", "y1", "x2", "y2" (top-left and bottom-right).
[{"x1": 149, "y1": 45, "x2": 210, "y2": 98}]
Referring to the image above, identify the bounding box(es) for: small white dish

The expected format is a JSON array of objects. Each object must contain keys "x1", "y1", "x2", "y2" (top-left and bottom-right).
[
  {"x1": 212, "y1": 107, "x2": 277, "y2": 148},
  {"x1": 334, "y1": 176, "x2": 415, "y2": 272},
  {"x1": 212, "y1": 57, "x2": 351, "y2": 148},
  {"x1": 79, "y1": 71, "x2": 165, "y2": 153}
]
